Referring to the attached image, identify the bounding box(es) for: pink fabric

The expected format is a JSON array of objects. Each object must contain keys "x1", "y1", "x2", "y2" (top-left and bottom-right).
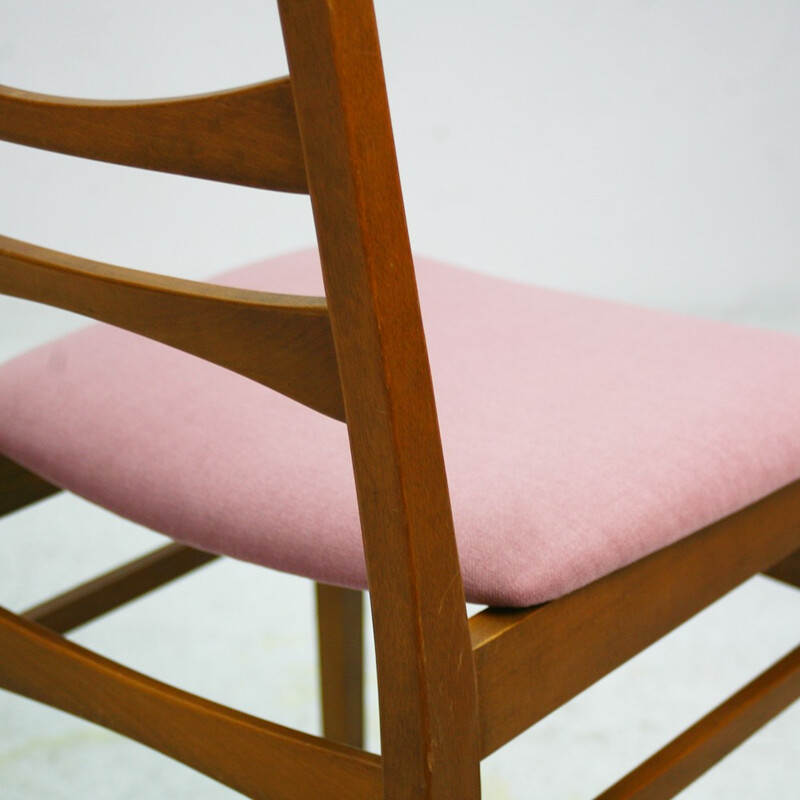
[{"x1": 3, "y1": 250, "x2": 800, "y2": 606}]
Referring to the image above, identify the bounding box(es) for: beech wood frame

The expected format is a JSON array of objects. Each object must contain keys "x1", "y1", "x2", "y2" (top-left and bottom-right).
[{"x1": 1, "y1": 2, "x2": 798, "y2": 798}]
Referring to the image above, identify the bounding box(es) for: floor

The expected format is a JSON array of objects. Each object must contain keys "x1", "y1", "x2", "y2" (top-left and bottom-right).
[{"x1": 2, "y1": 2, "x2": 800, "y2": 797}]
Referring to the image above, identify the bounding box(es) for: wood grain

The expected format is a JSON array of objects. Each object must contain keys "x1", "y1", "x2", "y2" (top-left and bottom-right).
[
  {"x1": 471, "y1": 479, "x2": 800, "y2": 757},
  {"x1": 24, "y1": 543, "x2": 217, "y2": 634},
  {"x1": 3, "y1": 1, "x2": 797, "y2": 797},
  {"x1": 0, "y1": 79, "x2": 308, "y2": 192},
  {"x1": 0, "y1": 454, "x2": 60, "y2": 517},
  {"x1": 0, "y1": 607, "x2": 381, "y2": 799},
  {"x1": 278, "y1": 0, "x2": 481, "y2": 796},
  {"x1": 316, "y1": 583, "x2": 365, "y2": 748},
  {"x1": 595, "y1": 645, "x2": 800, "y2": 800},
  {"x1": 0, "y1": 235, "x2": 345, "y2": 420}
]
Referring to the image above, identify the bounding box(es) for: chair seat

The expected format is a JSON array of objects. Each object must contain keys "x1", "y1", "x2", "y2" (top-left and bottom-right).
[{"x1": 3, "y1": 250, "x2": 800, "y2": 606}]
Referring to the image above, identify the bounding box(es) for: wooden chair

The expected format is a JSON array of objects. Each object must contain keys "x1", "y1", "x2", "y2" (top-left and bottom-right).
[{"x1": 1, "y1": 1, "x2": 798, "y2": 797}]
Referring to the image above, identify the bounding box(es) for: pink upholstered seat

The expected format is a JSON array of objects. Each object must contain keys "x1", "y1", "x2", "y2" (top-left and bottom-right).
[{"x1": 3, "y1": 249, "x2": 800, "y2": 606}]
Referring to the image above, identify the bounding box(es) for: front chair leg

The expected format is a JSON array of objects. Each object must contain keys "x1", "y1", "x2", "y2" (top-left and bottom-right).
[{"x1": 315, "y1": 582, "x2": 364, "y2": 748}]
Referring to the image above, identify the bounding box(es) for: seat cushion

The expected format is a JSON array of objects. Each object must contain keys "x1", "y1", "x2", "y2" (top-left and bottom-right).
[{"x1": 3, "y1": 250, "x2": 800, "y2": 606}]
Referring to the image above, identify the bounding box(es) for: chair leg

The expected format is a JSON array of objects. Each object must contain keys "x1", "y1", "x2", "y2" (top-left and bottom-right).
[{"x1": 315, "y1": 582, "x2": 364, "y2": 748}]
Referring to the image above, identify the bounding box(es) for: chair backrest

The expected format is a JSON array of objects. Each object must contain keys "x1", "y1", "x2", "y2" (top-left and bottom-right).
[{"x1": 0, "y1": 1, "x2": 481, "y2": 795}]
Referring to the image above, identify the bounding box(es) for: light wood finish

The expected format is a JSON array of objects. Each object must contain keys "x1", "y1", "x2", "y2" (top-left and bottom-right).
[
  {"x1": 0, "y1": 453, "x2": 60, "y2": 517},
  {"x1": 471, "y1": 479, "x2": 800, "y2": 757},
  {"x1": 595, "y1": 644, "x2": 800, "y2": 800},
  {"x1": 0, "y1": 608, "x2": 381, "y2": 799},
  {"x1": 0, "y1": 235, "x2": 345, "y2": 420},
  {"x1": 765, "y1": 548, "x2": 800, "y2": 590},
  {"x1": 278, "y1": 0, "x2": 481, "y2": 796},
  {"x1": 0, "y1": 79, "x2": 307, "y2": 193},
  {"x1": 24, "y1": 543, "x2": 217, "y2": 634},
  {"x1": 316, "y1": 583, "x2": 364, "y2": 748}
]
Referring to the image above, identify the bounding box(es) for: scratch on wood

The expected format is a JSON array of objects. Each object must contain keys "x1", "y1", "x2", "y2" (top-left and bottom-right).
[{"x1": 437, "y1": 570, "x2": 460, "y2": 616}]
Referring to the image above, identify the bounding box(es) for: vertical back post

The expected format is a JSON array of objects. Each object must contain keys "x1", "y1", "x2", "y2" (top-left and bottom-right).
[{"x1": 277, "y1": 0, "x2": 481, "y2": 797}]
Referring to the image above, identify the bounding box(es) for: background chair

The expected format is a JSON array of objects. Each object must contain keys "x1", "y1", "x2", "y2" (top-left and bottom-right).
[{"x1": 2, "y1": 1, "x2": 799, "y2": 798}]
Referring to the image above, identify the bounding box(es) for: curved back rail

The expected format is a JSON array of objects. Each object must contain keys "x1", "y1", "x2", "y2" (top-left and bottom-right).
[
  {"x1": 0, "y1": 79, "x2": 308, "y2": 192},
  {"x1": 0, "y1": 235, "x2": 344, "y2": 420}
]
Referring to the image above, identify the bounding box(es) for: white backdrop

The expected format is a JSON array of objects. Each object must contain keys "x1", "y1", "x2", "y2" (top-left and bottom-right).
[
  {"x1": 1, "y1": 3, "x2": 799, "y2": 799},
  {"x1": 1, "y1": 1, "x2": 799, "y2": 324}
]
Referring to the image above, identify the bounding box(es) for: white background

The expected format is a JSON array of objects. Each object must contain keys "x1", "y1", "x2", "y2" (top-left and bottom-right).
[{"x1": 1, "y1": 2, "x2": 799, "y2": 798}]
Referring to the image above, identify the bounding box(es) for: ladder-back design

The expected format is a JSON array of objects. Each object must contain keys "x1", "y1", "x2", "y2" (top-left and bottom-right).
[{"x1": 1, "y1": 1, "x2": 798, "y2": 798}]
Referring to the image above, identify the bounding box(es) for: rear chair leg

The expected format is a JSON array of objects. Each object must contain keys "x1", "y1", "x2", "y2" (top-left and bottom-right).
[{"x1": 315, "y1": 582, "x2": 364, "y2": 748}]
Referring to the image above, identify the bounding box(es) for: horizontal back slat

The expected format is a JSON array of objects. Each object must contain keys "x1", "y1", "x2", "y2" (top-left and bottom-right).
[
  {"x1": 0, "y1": 236, "x2": 344, "y2": 420},
  {"x1": 0, "y1": 79, "x2": 308, "y2": 193}
]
